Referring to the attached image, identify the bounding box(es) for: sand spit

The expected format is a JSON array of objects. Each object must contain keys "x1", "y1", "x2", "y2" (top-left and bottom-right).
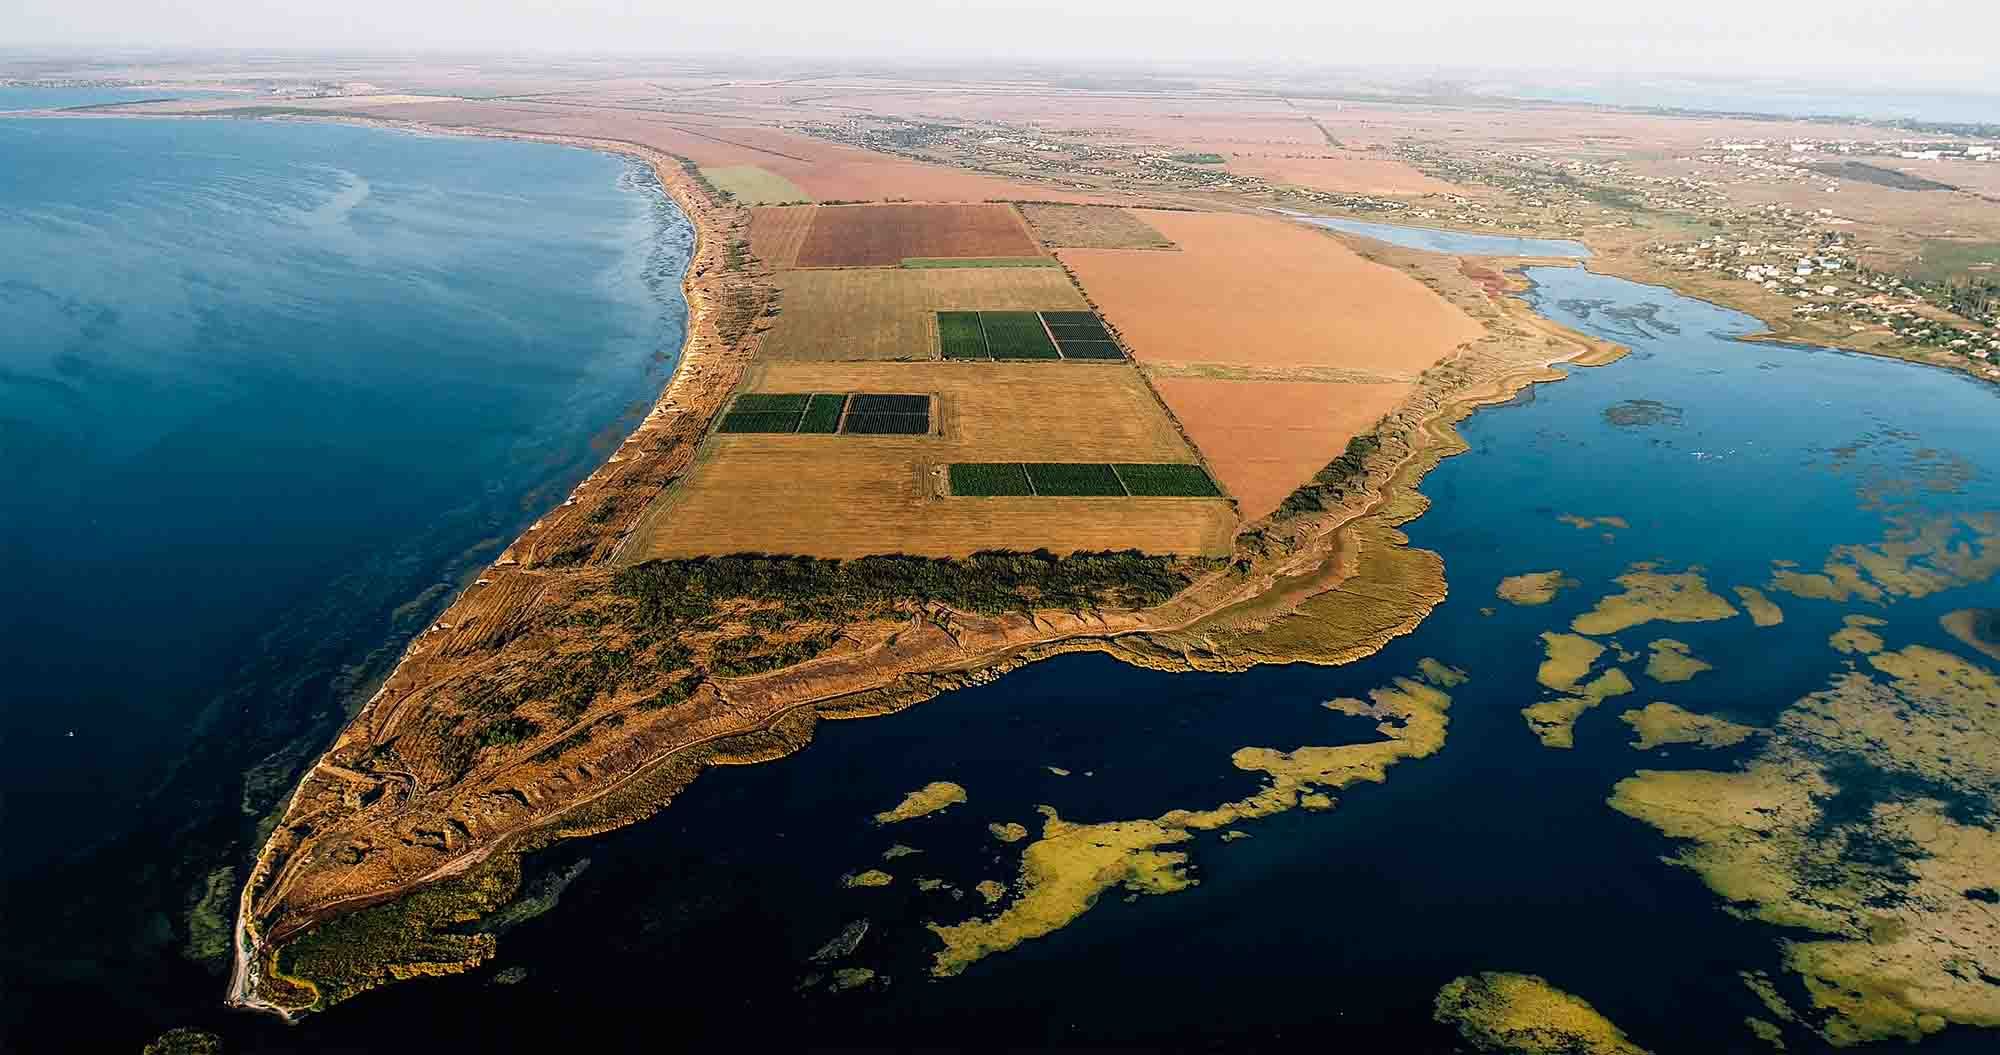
[{"x1": 218, "y1": 129, "x2": 1627, "y2": 1018}]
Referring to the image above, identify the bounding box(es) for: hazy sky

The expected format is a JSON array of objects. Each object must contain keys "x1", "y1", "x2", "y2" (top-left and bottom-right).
[{"x1": 8, "y1": 0, "x2": 1998, "y2": 89}]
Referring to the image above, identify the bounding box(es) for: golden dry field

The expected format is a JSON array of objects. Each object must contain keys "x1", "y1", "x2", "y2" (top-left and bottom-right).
[
  {"x1": 761, "y1": 268, "x2": 1088, "y2": 361},
  {"x1": 1150, "y1": 377, "x2": 1415, "y2": 520},
  {"x1": 1017, "y1": 204, "x2": 1177, "y2": 248},
  {"x1": 748, "y1": 206, "x2": 817, "y2": 269},
  {"x1": 1058, "y1": 210, "x2": 1484, "y2": 377},
  {"x1": 621, "y1": 360, "x2": 1235, "y2": 559}
]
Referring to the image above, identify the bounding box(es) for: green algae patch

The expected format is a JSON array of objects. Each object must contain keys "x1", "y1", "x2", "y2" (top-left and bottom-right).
[
  {"x1": 1735, "y1": 586, "x2": 1785, "y2": 627},
  {"x1": 1769, "y1": 513, "x2": 2000, "y2": 605},
  {"x1": 1644, "y1": 638, "x2": 1712, "y2": 683},
  {"x1": 842, "y1": 869, "x2": 894, "y2": 889},
  {"x1": 1746, "y1": 1017, "x2": 1787, "y2": 1050},
  {"x1": 1609, "y1": 641, "x2": 2000, "y2": 1046},
  {"x1": 1941, "y1": 608, "x2": 2000, "y2": 662},
  {"x1": 1522, "y1": 667, "x2": 1634, "y2": 749},
  {"x1": 1558, "y1": 514, "x2": 1630, "y2": 532},
  {"x1": 184, "y1": 866, "x2": 236, "y2": 965},
  {"x1": 988, "y1": 822, "x2": 1028, "y2": 843},
  {"x1": 927, "y1": 665, "x2": 1458, "y2": 976},
  {"x1": 144, "y1": 1028, "x2": 224, "y2": 1055},
  {"x1": 1536, "y1": 632, "x2": 1605, "y2": 693},
  {"x1": 874, "y1": 781, "x2": 967, "y2": 824},
  {"x1": 1572, "y1": 565, "x2": 1739, "y2": 636},
  {"x1": 1829, "y1": 614, "x2": 1887, "y2": 655},
  {"x1": 1434, "y1": 972, "x2": 1651, "y2": 1054},
  {"x1": 928, "y1": 807, "x2": 1194, "y2": 976},
  {"x1": 1525, "y1": 632, "x2": 1634, "y2": 747},
  {"x1": 1497, "y1": 570, "x2": 1578, "y2": 606},
  {"x1": 1620, "y1": 702, "x2": 1757, "y2": 750},
  {"x1": 1419, "y1": 657, "x2": 1470, "y2": 687}
]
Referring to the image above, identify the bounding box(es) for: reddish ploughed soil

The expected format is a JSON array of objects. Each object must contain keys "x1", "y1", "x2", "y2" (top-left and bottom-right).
[
  {"x1": 794, "y1": 204, "x2": 1043, "y2": 267},
  {"x1": 1152, "y1": 377, "x2": 1415, "y2": 521}
]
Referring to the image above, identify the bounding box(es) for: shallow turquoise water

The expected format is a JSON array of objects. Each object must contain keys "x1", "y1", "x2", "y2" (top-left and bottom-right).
[
  {"x1": 1297, "y1": 214, "x2": 1592, "y2": 258},
  {"x1": 0, "y1": 116, "x2": 688, "y2": 1040}
]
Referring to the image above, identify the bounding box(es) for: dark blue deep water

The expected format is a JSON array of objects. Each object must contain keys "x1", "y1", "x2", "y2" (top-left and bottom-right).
[{"x1": 0, "y1": 117, "x2": 689, "y2": 1044}]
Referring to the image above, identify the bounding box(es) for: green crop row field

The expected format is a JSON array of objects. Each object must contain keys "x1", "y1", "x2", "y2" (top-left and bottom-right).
[
  {"x1": 935, "y1": 310, "x2": 1126, "y2": 361},
  {"x1": 949, "y1": 462, "x2": 1222, "y2": 497},
  {"x1": 719, "y1": 392, "x2": 931, "y2": 435}
]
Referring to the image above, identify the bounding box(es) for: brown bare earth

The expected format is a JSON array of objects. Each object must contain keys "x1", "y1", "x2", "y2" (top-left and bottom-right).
[
  {"x1": 1151, "y1": 378, "x2": 1416, "y2": 520},
  {"x1": 1017, "y1": 204, "x2": 1176, "y2": 249},
  {"x1": 1226, "y1": 153, "x2": 1468, "y2": 197},
  {"x1": 794, "y1": 203, "x2": 1044, "y2": 268},
  {"x1": 761, "y1": 268, "x2": 1086, "y2": 361},
  {"x1": 1059, "y1": 210, "x2": 1485, "y2": 377},
  {"x1": 623, "y1": 360, "x2": 1231, "y2": 559},
  {"x1": 747, "y1": 205, "x2": 817, "y2": 269}
]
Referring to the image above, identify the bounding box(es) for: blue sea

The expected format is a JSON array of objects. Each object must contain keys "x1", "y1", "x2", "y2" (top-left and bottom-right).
[{"x1": 0, "y1": 110, "x2": 689, "y2": 1042}]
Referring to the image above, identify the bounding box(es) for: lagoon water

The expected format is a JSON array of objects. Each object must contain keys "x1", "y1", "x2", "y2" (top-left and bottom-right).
[
  {"x1": 0, "y1": 113, "x2": 689, "y2": 1043},
  {"x1": 1298, "y1": 214, "x2": 1591, "y2": 258},
  {"x1": 4, "y1": 145, "x2": 1996, "y2": 1052}
]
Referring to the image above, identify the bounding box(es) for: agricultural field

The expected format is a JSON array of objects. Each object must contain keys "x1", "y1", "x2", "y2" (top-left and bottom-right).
[
  {"x1": 700, "y1": 165, "x2": 813, "y2": 205},
  {"x1": 621, "y1": 361, "x2": 1234, "y2": 559},
  {"x1": 748, "y1": 205, "x2": 817, "y2": 268},
  {"x1": 1058, "y1": 210, "x2": 1484, "y2": 376},
  {"x1": 793, "y1": 203, "x2": 1044, "y2": 267},
  {"x1": 1017, "y1": 204, "x2": 1176, "y2": 249},
  {"x1": 715, "y1": 392, "x2": 931, "y2": 435},
  {"x1": 761, "y1": 269, "x2": 1086, "y2": 362},
  {"x1": 939, "y1": 310, "x2": 1125, "y2": 360},
  {"x1": 949, "y1": 462, "x2": 1221, "y2": 497},
  {"x1": 1149, "y1": 377, "x2": 1415, "y2": 520}
]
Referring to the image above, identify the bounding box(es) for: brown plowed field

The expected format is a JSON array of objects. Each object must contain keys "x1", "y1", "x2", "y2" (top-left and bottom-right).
[
  {"x1": 1226, "y1": 154, "x2": 1469, "y2": 197},
  {"x1": 1058, "y1": 210, "x2": 1484, "y2": 376},
  {"x1": 623, "y1": 361, "x2": 1234, "y2": 559},
  {"x1": 1018, "y1": 204, "x2": 1176, "y2": 248},
  {"x1": 1150, "y1": 377, "x2": 1416, "y2": 521},
  {"x1": 762, "y1": 269, "x2": 1086, "y2": 361},
  {"x1": 749, "y1": 206, "x2": 817, "y2": 269},
  {"x1": 794, "y1": 204, "x2": 1043, "y2": 267}
]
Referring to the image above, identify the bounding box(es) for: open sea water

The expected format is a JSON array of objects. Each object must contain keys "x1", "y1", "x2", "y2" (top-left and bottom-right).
[{"x1": 0, "y1": 111, "x2": 689, "y2": 1044}]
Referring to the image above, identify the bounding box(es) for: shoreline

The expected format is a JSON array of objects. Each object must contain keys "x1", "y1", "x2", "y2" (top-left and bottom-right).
[
  {"x1": 119, "y1": 109, "x2": 1627, "y2": 1018},
  {"x1": 1289, "y1": 204, "x2": 1999, "y2": 387}
]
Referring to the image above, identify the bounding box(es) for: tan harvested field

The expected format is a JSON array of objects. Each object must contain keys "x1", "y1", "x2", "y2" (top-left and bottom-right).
[
  {"x1": 1226, "y1": 153, "x2": 1469, "y2": 197},
  {"x1": 794, "y1": 204, "x2": 1044, "y2": 267},
  {"x1": 623, "y1": 361, "x2": 1234, "y2": 559},
  {"x1": 1151, "y1": 377, "x2": 1415, "y2": 520},
  {"x1": 1017, "y1": 204, "x2": 1176, "y2": 248},
  {"x1": 1060, "y1": 210, "x2": 1484, "y2": 376},
  {"x1": 762, "y1": 269, "x2": 1087, "y2": 361},
  {"x1": 748, "y1": 206, "x2": 817, "y2": 269}
]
